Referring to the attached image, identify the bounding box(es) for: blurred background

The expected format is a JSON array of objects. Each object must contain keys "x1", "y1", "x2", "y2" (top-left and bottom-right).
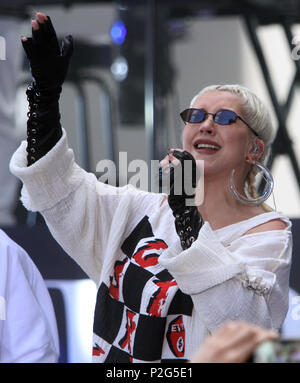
[{"x1": 0, "y1": 0, "x2": 300, "y2": 362}]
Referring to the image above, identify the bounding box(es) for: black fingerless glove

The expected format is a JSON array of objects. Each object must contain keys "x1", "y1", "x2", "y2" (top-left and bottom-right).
[
  {"x1": 166, "y1": 150, "x2": 203, "y2": 250},
  {"x1": 21, "y1": 16, "x2": 73, "y2": 166}
]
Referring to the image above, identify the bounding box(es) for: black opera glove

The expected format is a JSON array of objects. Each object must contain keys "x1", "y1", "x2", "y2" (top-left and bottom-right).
[
  {"x1": 167, "y1": 150, "x2": 203, "y2": 250},
  {"x1": 22, "y1": 16, "x2": 73, "y2": 166},
  {"x1": 26, "y1": 84, "x2": 62, "y2": 166}
]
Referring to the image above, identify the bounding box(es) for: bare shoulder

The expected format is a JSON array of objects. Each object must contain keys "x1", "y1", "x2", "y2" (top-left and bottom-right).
[{"x1": 244, "y1": 218, "x2": 288, "y2": 236}]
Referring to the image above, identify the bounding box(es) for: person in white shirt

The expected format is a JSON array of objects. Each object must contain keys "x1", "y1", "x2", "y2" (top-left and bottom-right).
[
  {"x1": 0, "y1": 229, "x2": 59, "y2": 362},
  {"x1": 0, "y1": 15, "x2": 23, "y2": 226},
  {"x1": 9, "y1": 12, "x2": 292, "y2": 363}
]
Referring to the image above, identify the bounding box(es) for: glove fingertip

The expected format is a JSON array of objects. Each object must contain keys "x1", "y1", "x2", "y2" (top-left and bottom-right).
[
  {"x1": 21, "y1": 37, "x2": 36, "y2": 59},
  {"x1": 44, "y1": 15, "x2": 54, "y2": 29},
  {"x1": 64, "y1": 35, "x2": 74, "y2": 46},
  {"x1": 62, "y1": 35, "x2": 74, "y2": 57}
]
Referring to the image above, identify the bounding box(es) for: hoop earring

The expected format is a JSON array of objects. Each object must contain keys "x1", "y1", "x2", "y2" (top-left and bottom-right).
[{"x1": 229, "y1": 161, "x2": 274, "y2": 206}]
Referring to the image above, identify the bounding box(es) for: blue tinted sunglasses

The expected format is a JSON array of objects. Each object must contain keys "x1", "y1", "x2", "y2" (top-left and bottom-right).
[{"x1": 180, "y1": 108, "x2": 258, "y2": 137}]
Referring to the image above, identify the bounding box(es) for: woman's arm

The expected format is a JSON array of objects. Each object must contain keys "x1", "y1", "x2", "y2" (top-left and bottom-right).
[
  {"x1": 159, "y1": 222, "x2": 292, "y2": 331},
  {"x1": 11, "y1": 13, "x2": 165, "y2": 283},
  {"x1": 10, "y1": 128, "x2": 160, "y2": 283},
  {"x1": 21, "y1": 13, "x2": 73, "y2": 166}
]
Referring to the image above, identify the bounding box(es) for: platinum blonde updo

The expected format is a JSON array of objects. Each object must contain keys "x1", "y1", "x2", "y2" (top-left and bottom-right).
[{"x1": 189, "y1": 84, "x2": 276, "y2": 211}]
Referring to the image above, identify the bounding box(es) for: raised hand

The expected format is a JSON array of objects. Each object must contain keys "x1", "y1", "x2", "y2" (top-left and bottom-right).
[
  {"x1": 21, "y1": 12, "x2": 73, "y2": 89},
  {"x1": 22, "y1": 13, "x2": 73, "y2": 166}
]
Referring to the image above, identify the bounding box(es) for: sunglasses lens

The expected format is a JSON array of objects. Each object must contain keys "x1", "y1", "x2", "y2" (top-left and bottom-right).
[
  {"x1": 215, "y1": 110, "x2": 237, "y2": 125},
  {"x1": 180, "y1": 109, "x2": 205, "y2": 123}
]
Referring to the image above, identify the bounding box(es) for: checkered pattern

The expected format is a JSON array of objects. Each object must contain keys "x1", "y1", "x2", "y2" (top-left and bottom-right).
[{"x1": 92, "y1": 215, "x2": 193, "y2": 363}]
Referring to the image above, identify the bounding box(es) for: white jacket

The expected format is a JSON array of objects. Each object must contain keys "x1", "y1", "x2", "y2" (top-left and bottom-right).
[{"x1": 10, "y1": 129, "x2": 293, "y2": 362}]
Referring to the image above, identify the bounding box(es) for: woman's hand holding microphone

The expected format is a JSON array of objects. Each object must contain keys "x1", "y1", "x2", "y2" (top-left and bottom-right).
[{"x1": 160, "y1": 149, "x2": 203, "y2": 250}]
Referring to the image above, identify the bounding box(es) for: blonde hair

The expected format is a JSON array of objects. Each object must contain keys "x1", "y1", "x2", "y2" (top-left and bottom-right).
[{"x1": 190, "y1": 84, "x2": 276, "y2": 211}]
